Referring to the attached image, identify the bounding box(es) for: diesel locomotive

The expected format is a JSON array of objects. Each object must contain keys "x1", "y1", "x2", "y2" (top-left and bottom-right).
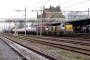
[{"x1": 44, "y1": 22, "x2": 73, "y2": 36}]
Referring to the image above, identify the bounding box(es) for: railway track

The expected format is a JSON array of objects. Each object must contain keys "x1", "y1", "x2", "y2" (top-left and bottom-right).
[
  {"x1": 18, "y1": 33, "x2": 90, "y2": 41},
  {"x1": 18, "y1": 34, "x2": 90, "y2": 46},
  {"x1": 0, "y1": 36, "x2": 27, "y2": 60},
  {"x1": 0, "y1": 36, "x2": 57, "y2": 60},
  {"x1": 2, "y1": 33, "x2": 90, "y2": 58},
  {"x1": 0, "y1": 37, "x2": 24, "y2": 60}
]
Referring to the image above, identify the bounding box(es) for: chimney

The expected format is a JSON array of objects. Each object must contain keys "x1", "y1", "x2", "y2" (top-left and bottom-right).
[
  {"x1": 58, "y1": 6, "x2": 60, "y2": 10},
  {"x1": 50, "y1": 6, "x2": 52, "y2": 10},
  {"x1": 57, "y1": 6, "x2": 61, "y2": 12}
]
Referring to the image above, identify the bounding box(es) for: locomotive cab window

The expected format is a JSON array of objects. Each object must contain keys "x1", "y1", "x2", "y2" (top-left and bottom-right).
[{"x1": 62, "y1": 25, "x2": 65, "y2": 27}]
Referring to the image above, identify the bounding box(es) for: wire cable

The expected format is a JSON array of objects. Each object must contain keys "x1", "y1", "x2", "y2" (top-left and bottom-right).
[
  {"x1": 61, "y1": 0, "x2": 73, "y2": 6},
  {"x1": 74, "y1": 3, "x2": 90, "y2": 10},
  {"x1": 27, "y1": 0, "x2": 50, "y2": 13},
  {"x1": 64, "y1": 0, "x2": 90, "y2": 9},
  {"x1": 22, "y1": 0, "x2": 50, "y2": 17},
  {"x1": 32, "y1": 0, "x2": 50, "y2": 10},
  {"x1": 26, "y1": 0, "x2": 43, "y2": 11},
  {"x1": 19, "y1": 0, "x2": 51, "y2": 18}
]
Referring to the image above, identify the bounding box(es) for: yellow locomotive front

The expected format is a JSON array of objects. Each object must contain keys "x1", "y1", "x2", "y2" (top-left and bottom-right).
[
  {"x1": 51, "y1": 22, "x2": 74, "y2": 36},
  {"x1": 45, "y1": 22, "x2": 74, "y2": 36},
  {"x1": 65, "y1": 24, "x2": 73, "y2": 31},
  {"x1": 65, "y1": 24, "x2": 73, "y2": 36}
]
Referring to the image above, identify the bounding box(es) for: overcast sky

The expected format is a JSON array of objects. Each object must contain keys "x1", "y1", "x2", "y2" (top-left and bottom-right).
[{"x1": 0, "y1": 0, "x2": 90, "y2": 18}]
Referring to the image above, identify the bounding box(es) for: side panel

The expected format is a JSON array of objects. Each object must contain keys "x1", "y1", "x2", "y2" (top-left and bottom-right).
[
  {"x1": 65, "y1": 24, "x2": 74, "y2": 36},
  {"x1": 56, "y1": 23, "x2": 65, "y2": 32},
  {"x1": 65, "y1": 24, "x2": 73, "y2": 31},
  {"x1": 37, "y1": 24, "x2": 47, "y2": 34},
  {"x1": 31, "y1": 26, "x2": 37, "y2": 33}
]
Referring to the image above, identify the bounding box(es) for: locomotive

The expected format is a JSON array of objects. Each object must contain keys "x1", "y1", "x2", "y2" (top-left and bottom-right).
[
  {"x1": 11, "y1": 22, "x2": 74, "y2": 36},
  {"x1": 44, "y1": 22, "x2": 73, "y2": 36}
]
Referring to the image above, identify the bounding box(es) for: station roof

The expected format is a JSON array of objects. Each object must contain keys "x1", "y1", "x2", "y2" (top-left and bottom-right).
[
  {"x1": 66, "y1": 18, "x2": 90, "y2": 26},
  {"x1": 48, "y1": 18, "x2": 90, "y2": 26}
]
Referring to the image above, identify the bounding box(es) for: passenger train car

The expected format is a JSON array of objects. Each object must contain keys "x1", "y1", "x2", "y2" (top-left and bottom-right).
[{"x1": 11, "y1": 22, "x2": 74, "y2": 36}]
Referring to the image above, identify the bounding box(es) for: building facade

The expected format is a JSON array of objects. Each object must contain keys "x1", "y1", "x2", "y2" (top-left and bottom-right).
[{"x1": 37, "y1": 6, "x2": 65, "y2": 18}]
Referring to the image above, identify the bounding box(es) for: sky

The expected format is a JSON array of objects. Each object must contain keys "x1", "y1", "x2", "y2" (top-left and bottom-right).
[
  {"x1": 0, "y1": 0, "x2": 90, "y2": 18},
  {"x1": 0, "y1": 0, "x2": 90, "y2": 31}
]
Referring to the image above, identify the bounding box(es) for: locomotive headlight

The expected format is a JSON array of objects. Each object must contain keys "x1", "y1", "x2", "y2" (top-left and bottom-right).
[
  {"x1": 45, "y1": 26, "x2": 48, "y2": 30},
  {"x1": 45, "y1": 28, "x2": 48, "y2": 30},
  {"x1": 62, "y1": 27, "x2": 65, "y2": 29}
]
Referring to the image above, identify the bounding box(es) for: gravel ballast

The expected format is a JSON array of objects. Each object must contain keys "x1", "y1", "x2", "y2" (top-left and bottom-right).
[{"x1": 0, "y1": 39, "x2": 22, "y2": 60}]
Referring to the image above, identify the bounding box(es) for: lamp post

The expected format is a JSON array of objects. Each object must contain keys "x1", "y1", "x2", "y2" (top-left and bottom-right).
[{"x1": 15, "y1": 7, "x2": 26, "y2": 36}]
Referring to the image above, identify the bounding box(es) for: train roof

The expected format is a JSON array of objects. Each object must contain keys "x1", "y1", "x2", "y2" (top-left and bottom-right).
[{"x1": 47, "y1": 18, "x2": 90, "y2": 26}]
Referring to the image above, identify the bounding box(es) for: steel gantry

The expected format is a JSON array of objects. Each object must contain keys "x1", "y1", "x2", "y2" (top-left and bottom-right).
[{"x1": 0, "y1": 18, "x2": 65, "y2": 23}]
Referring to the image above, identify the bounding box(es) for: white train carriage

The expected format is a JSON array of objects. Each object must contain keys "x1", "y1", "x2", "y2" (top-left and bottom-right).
[
  {"x1": 26, "y1": 27, "x2": 31, "y2": 34},
  {"x1": 30, "y1": 25, "x2": 37, "y2": 33}
]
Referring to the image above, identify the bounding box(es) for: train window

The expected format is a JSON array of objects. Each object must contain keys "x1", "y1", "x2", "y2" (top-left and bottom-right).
[{"x1": 62, "y1": 25, "x2": 64, "y2": 27}]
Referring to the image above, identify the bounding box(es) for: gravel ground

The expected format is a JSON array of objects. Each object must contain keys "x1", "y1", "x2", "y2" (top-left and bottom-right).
[{"x1": 0, "y1": 39, "x2": 22, "y2": 60}]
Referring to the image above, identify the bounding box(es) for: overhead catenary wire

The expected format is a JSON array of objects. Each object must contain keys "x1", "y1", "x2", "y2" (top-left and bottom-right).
[
  {"x1": 63, "y1": 0, "x2": 90, "y2": 9},
  {"x1": 32, "y1": 0, "x2": 50, "y2": 10},
  {"x1": 19, "y1": 0, "x2": 43, "y2": 18},
  {"x1": 19, "y1": 0, "x2": 51, "y2": 18},
  {"x1": 74, "y1": 3, "x2": 90, "y2": 10},
  {"x1": 26, "y1": 0, "x2": 51, "y2": 15},
  {"x1": 26, "y1": 0, "x2": 43, "y2": 11},
  {"x1": 60, "y1": 0, "x2": 73, "y2": 6}
]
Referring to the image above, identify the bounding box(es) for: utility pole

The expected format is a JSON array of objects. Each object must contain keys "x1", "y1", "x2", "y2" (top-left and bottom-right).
[
  {"x1": 15, "y1": 7, "x2": 26, "y2": 36},
  {"x1": 4, "y1": 20, "x2": 5, "y2": 33},
  {"x1": 9, "y1": 20, "x2": 11, "y2": 34},
  {"x1": 36, "y1": 12, "x2": 39, "y2": 36},
  {"x1": 32, "y1": 7, "x2": 43, "y2": 36},
  {"x1": 88, "y1": 8, "x2": 89, "y2": 18},
  {"x1": 40, "y1": 7, "x2": 42, "y2": 36},
  {"x1": 25, "y1": 7, "x2": 26, "y2": 36},
  {"x1": 14, "y1": 20, "x2": 17, "y2": 36}
]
